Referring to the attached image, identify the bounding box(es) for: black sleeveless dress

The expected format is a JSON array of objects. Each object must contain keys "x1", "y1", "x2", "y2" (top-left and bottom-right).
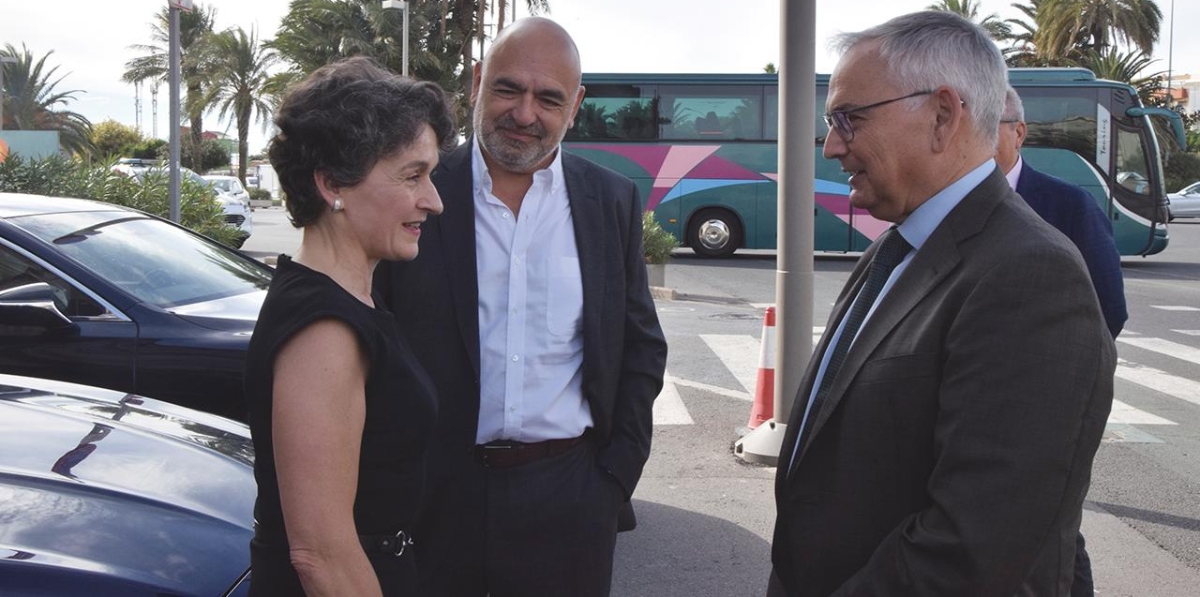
[{"x1": 244, "y1": 255, "x2": 437, "y2": 595}]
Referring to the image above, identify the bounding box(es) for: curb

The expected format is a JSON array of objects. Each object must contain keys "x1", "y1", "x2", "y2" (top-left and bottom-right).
[{"x1": 649, "y1": 286, "x2": 676, "y2": 300}]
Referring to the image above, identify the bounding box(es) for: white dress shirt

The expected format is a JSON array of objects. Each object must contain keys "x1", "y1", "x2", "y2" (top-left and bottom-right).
[
  {"x1": 472, "y1": 140, "x2": 592, "y2": 444},
  {"x1": 1004, "y1": 155, "x2": 1024, "y2": 190}
]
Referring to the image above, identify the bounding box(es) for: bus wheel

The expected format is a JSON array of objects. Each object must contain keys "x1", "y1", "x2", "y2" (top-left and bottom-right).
[{"x1": 687, "y1": 208, "x2": 741, "y2": 258}]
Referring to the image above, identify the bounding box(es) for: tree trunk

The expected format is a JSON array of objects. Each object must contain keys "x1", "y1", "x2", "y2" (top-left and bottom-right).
[
  {"x1": 237, "y1": 107, "x2": 250, "y2": 182},
  {"x1": 187, "y1": 82, "x2": 204, "y2": 171},
  {"x1": 477, "y1": 0, "x2": 486, "y2": 61}
]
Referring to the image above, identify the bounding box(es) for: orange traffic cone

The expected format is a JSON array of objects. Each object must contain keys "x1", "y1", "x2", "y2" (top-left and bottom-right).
[{"x1": 747, "y1": 306, "x2": 776, "y2": 429}]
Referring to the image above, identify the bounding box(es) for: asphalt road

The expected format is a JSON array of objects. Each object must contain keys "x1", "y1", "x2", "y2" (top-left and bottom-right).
[{"x1": 242, "y1": 207, "x2": 1200, "y2": 596}]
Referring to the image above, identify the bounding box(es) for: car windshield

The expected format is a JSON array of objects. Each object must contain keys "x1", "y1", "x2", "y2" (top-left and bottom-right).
[
  {"x1": 11, "y1": 210, "x2": 271, "y2": 308},
  {"x1": 210, "y1": 179, "x2": 244, "y2": 194}
]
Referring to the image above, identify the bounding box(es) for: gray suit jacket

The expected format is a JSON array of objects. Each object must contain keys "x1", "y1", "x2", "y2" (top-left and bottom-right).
[{"x1": 771, "y1": 168, "x2": 1116, "y2": 596}]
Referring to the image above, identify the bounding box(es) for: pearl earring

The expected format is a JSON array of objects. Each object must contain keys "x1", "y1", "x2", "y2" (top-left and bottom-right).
[{"x1": 332, "y1": 198, "x2": 344, "y2": 212}]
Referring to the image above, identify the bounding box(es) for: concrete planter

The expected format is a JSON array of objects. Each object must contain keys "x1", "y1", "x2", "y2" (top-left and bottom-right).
[{"x1": 646, "y1": 262, "x2": 666, "y2": 287}]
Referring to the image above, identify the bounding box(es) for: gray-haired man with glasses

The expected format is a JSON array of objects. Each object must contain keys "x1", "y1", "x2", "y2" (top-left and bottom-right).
[{"x1": 769, "y1": 11, "x2": 1115, "y2": 597}]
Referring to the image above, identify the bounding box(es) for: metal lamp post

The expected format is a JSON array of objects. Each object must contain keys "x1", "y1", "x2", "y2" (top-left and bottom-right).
[
  {"x1": 1166, "y1": 0, "x2": 1175, "y2": 104},
  {"x1": 0, "y1": 56, "x2": 18, "y2": 131},
  {"x1": 382, "y1": 0, "x2": 410, "y2": 77},
  {"x1": 167, "y1": 0, "x2": 195, "y2": 223}
]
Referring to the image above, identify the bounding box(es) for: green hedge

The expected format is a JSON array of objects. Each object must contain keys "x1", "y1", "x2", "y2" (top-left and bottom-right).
[{"x1": 0, "y1": 155, "x2": 242, "y2": 247}]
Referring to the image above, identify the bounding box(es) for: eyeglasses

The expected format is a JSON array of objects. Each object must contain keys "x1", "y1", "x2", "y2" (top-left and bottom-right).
[{"x1": 823, "y1": 90, "x2": 933, "y2": 142}]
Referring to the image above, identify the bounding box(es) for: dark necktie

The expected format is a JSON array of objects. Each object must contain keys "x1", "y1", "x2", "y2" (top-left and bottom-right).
[{"x1": 793, "y1": 226, "x2": 911, "y2": 463}]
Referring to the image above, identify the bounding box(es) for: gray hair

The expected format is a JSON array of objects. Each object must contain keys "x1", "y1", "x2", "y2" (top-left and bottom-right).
[
  {"x1": 1002, "y1": 85, "x2": 1025, "y2": 123},
  {"x1": 832, "y1": 11, "x2": 1007, "y2": 147}
]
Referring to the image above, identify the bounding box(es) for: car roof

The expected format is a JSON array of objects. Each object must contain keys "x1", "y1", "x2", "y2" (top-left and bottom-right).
[
  {"x1": 203, "y1": 175, "x2": 238, "y2": 180},
  {"x1": 0, "y1": 193, "x2": 134, "y2": 219}
]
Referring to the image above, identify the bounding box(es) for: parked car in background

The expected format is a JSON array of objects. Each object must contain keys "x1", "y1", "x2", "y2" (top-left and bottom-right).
[
  {"x1": 0, "y1": 193, "x2": 272, "y2": 421},
  {"x1": 1166, "y1": 181, "x2": 1200, "y2": 220},
  {"x1": 204, "y1": 174, "x2": 253, "y2": 210},
  {"x1": 112, "y1": 163, "x2": 254, "y2": 246},
  {"x1": 0, "y1": 373, "x2": 253, "y2": 595}
]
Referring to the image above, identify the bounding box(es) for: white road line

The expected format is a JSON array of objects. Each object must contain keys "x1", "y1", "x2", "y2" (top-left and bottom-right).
[
  {"x1": 1107, "y1": 399, "x2": 1175, "y2": 425},
  {"x1": 700, "y1": 334, "x2": 762, "y2": 394},
  {"x1": 653, "y1": 374, "x2": 694, "y2": 425},
  {"x1": 1172, "y1": 330, "x2": 1200, "y2": 336},
  {"x1": 1103, "y1": 423, "x2": 1164, "y2": 444},
  {"x1": 1150, "y1": 305, "x2": 1200, "y2": 312},
  {"x1": 1116, "y1": 358, "x2": 1200, "y2": 408},
  {"x1": 1117, "y1": 336, "x2": 1200, "y2": 366},
  {"x1": 664, "y1": 375, "x2": 752, "y2": 401}
]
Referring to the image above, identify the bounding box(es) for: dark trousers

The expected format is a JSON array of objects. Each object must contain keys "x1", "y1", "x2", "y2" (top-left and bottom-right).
[
  {"x1": 1072, "y1": 531, "x2": 1094, "y2": 597},
  {"x1": 418, "y1": 439, "x2": 625, "y2": 597}
]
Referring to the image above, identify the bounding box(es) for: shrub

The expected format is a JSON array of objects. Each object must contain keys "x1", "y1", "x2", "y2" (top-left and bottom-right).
[
  {"x1": 642, "y1": 211, "x2": 679, "y2": 264},
  {"x1": 1164, "y1": 151, "x2": 1200, "y2": 194},
  {"x1": 0, "y1": 154, "x2": 242, "y2": 247},
  {"x1": 248, "y1": 187, "x2": 272, "y2": 201}
]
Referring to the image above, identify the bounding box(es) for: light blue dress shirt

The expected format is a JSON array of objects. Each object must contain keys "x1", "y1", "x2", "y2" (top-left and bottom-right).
[{"x1": 789, "y1": 159, "x2": 997, "y2": 468}]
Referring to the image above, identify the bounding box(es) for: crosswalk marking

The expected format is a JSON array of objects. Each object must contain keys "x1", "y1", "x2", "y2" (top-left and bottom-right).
[
  {"x1": 653, "y1": 370, "x2": 694, "y2": 425},
  {"x1": 1151, "y1": 305, "x2": 1200, "y2": 312},
  {"x1": 1108, "y1": 399, "x2": 1176, "y2": 425},
  {"x1": 1118, "y1": 336, "x2": 1200, "y2": 366},
  {"x1": 659, "y1": 332, "x2": 1194, "y2": 435},
  {"x1": 665, "y1": 375, "x2": 751, "y2": 401},
  {"x1": 1116, "y1": 359, "x2": 1200, "y2": 408},
  {"x1": 1173, "y1": 330, "x2": 1200, "y2": 337},
  {"x1": 700, "y1": 335, "x2": 761, "y2": 394}
]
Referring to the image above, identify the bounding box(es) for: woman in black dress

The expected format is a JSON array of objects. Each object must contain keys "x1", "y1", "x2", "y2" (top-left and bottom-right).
[{"x1": 244, "y1": 57, "x2": 453, "y2": 596}]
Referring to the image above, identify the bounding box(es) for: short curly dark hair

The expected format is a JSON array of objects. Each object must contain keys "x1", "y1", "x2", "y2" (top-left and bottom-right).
[{"x1": 268, "y1": 56, "x2": 455, "y2": 227}]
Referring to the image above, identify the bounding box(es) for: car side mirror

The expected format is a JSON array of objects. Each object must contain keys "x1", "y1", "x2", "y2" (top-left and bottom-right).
[{"x1": 0, "y1": 282, "x2": 74, "y2": 330}]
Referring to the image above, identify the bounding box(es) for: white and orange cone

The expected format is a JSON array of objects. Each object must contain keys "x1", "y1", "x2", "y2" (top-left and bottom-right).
[{"x1": 747, "y1": 306, "x2": 776, "y2": 429}]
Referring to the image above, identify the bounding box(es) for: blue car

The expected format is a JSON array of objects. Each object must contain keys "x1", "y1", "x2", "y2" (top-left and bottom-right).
[
  {"x1": 0, "y1": 373, "x2": 254, "y2": 595},
  {"x1": 0, "y1": 193, "x2": 271, "y2": 421}
]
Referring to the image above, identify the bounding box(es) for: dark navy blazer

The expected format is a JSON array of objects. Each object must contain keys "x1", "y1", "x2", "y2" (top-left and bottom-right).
[{"x1": 1015, "y1": 163, "x2": 1128, "y2": 337}]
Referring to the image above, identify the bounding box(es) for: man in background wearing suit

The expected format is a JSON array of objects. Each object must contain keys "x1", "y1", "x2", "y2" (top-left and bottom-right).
[
  {"x1": 769, "y1": 11, "x2": 1116, "y2": 596},
  {"x1": 374, "y1": 17, "x2": 667, "y2": 597},
  {"x1": 998, "y1": 85, "x2": 1127, "y2": 339},
  {"x1": 997, "y1": 83, "x2": 1128, "y2": 597}
]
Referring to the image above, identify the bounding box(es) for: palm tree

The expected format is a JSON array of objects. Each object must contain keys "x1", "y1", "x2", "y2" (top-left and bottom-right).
[
  {"x1": 927, "y1": 0, "x2": 1013, "y2": 40},
  {"x1": 1033, "y1": 0, "x2": 1163, "y2": 60},
  {"x1": 269, "y1": 1, "x2": 554, "y2": 137},
  {"x1": 123, "y1": 3, "x2": 218, "y2": 169},
  {"x1": 1004, "y1": 0, "x2": 1049, "y2": 66},
  {"x1": 0, "y1": 44, "x2": 93, "y2": 155},
  {"x1": 1076, "y1": 47, "x2": 1161, "y2": 100},
  {"x1": 201, "y1": 27, "x2": 278, "y2": 182}
]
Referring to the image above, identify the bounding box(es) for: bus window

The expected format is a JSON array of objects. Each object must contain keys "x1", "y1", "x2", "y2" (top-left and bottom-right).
[
  {"x1": 1116, "y1": 126, "x2": 1151, "y2": 195},
  {"x1": 573, "y1": 84, "x2": 657, "y2": 141},
  {"x1": 763, "y1": 85, "x2": 829, "y2": 142},
  {"x1": 764, "y1": 85, "x2": 778, "y2": 141},
  {"x1": 656, "y1": 85, "x2": 763, "y2": 141},
  {"x1": 1020, "y1": 91, "x2": 1097, "y2": 161}
]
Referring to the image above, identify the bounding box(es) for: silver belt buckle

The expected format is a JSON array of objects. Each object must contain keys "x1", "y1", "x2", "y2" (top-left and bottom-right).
[{"x1": 383, "y1": 530, "x2": 414, "y2": 556}]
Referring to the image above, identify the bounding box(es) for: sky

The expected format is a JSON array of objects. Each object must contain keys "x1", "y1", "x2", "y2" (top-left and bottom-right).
[{"x1": 1, "y1": 0, "x2": 1196, "y2": 155}]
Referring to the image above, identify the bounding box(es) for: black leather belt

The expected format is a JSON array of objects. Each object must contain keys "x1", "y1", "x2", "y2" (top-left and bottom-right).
[
  {"x1": 359, "y1": 530, "x2": 413, "y2": 557},
  {"x1": 473, "y1": 432, "x2": 588, "y2": 469}
]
